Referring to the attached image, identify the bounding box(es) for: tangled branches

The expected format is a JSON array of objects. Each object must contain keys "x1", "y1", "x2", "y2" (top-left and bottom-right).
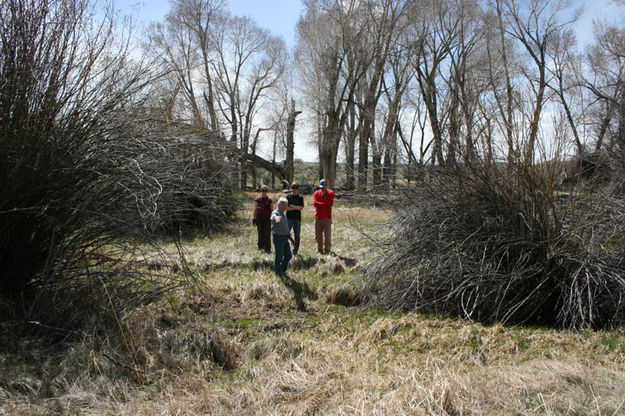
[
  {"x1": 0, "y1": 0, "x2": 238, "y2": 333},
  {"x1": 361, "y1": 163, "x2": 625, "y2": 329}
]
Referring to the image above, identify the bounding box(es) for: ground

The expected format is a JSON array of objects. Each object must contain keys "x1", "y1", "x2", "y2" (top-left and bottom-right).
[{"x1": 1, "y1": 194, "x2": 625, "y2": 415}]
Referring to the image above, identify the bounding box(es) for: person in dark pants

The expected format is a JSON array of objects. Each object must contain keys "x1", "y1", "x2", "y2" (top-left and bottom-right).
[
  {"x1": 271, "y1": 198, "x2": 295, "y2": 276},
  {"x1": 253, "y1": 185, "x2": 273, "y2": 253},
  {"x1": 286, "y1": 181, "x2": 304, "y2": 256}
]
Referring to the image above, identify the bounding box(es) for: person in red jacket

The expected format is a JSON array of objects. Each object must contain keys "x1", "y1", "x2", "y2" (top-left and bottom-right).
[{"x1": 313, "y1": 179, "x2": 335, "y2": 254}]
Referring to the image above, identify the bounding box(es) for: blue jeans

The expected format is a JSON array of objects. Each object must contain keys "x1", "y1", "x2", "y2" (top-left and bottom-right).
[
  {"x1": 288, "y1": 219, "x2": 301, "y2": 255},
  {"x1": 272, "y1": 234, "x2": 292, "y2": 276}
]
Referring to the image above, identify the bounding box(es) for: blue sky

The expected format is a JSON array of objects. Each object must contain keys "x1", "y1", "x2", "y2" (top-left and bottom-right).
[
  {"x1": 124, "y1": 0, "x2": 622, "y2": 45},
  {"x1": 572, "y1": 0, "x2": 622, "y2": 45},
  {"x1": 123, "y1": 0, "x2": 302, "y2": 48}
]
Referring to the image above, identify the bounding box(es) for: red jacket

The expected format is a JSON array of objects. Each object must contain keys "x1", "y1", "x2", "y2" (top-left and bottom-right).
[{"x1": 313, "y1": 188, "x2": 334, "y2": 219}]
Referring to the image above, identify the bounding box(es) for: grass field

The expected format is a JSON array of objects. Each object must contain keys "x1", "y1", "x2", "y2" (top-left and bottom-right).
[{"x1": 2, "y1": 194, "x2": 625, "y2": 415}]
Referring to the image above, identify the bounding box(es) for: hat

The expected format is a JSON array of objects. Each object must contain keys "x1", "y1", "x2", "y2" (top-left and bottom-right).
[{"x1": 319, "y1": 179, "x2": 327, "y2": 188}]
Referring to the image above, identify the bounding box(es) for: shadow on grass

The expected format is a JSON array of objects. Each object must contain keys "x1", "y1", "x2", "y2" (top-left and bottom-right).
[
  {"x1": 278, "y1": 274, "x2": 318, "y2": 311},
  {"x1": 290, "y1": 253, "x2": 358, "y2": 270},
  {"x1": 333, "y1": 253, "x2": 357, "y2": 267}
]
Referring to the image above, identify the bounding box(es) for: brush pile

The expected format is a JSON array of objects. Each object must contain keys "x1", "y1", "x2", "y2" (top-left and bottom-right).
[{"x1": 361, "y1": 163, "x2": 625, "y2": 328}]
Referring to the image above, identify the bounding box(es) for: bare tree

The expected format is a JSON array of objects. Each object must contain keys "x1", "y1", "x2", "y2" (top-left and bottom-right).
[
  {"x1": 147, "y1": 12, "x2": 207, "y2": 127},
  {"x1": 147, "y1": 5, "x2": 287, "y2": 189},
  {"x1": 167, "y1": 0, "x2": 226, "y2": 132},
  {"x1": 547, "y1": 28, "x2": 585, "y2": 156},
  {"x1": 285, "y1": 100, "x2": 303, "y2": 184},
  {"x1": 440, "y1": 0, "x2": 485, "y2": 164},
  {"x1": 585, "y1": 18, "x2": 625, "y2": 160},
  {"x1": 489, "y1": 0, "x2": 518, "y2": 164},
  {"x1": 297, "y1": 0, "x2": 367, "y2": 189},
  {"x1": 343, "y1": 97, "x2": 359, "y2": 190},
  {"x1": 500, "y1": 0, "x2": 580, "y2": 161},
  {"x1": 409, "y1": 0, "x2": 454, "y2": 166},
  {"x1": 210, "y1": 14, "x2": 287, "y2": 188},
  {"x1": 379, "y1": 40, "x2": 414, "y2": 190}
]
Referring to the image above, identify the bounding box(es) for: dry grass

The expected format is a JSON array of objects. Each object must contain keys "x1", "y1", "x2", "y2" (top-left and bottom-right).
[{"x1": 2, "y1": 198, "x2": 625, "y2": 415}]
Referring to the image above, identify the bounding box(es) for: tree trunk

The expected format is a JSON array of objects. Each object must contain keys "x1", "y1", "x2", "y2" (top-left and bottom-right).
[
  {"x1": 382, "y1": 114, "x2": 398, "y2": 192},
  {"x1": 345, "y1": 102, "x2": 357, "y2": 191},
  {"x1": 250, "y1": 127, "x2": 265, "y2": 190},
  {"x1": 316, "y1": 113, "x2": 324, "y2": 181},
  {"x1": 357, "y1": 70, "x2": 385, "y2": 192},
  {"x1": 357, "y1": 115, "x2": 370, "y2": 192},
  {"x1": 372, "y1": 151, "x2": 382, "y2": 191},
  {"x1": 271, "y1": 131, "x2": 278, "y2": 189},
  {"x1": 321, "y1": 110, "x2": 341, "y2": 189},
  {"x1": 447, "y1": 79, "x2": 460, "y2": 166},
  {"x1": 526, "y1": 60, "x2": 546, "y2": 162},
  {"x1": 240, "y1": 124, "x2": 250, "y2": 189},
  {"x1": 495, "y1": 0, "x2": 515, "y2": 165},
  {"x1": 285, "y1": 100, "x2": 301, "y2": 184}
]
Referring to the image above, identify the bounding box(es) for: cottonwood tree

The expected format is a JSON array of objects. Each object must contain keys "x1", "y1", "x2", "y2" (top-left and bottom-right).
[
  {"x1": 147, "y1": 4, "x2": 287, "y2": 189},
  {"x1": 297, "y1": 0, "x2": 368, "y2": 189},
  {"x1": 379, "y1": 39, "x2": 415, "y2": 190},
  {"x1": 498, "y1": 0, "x2": 580, "y2": 161},
  {"x1": 547, "y1": 27, "x2": 585, "y2": 156},
  {"x1": 210, "y1": 14, "x2": 287, "y2": 188},
  {"x1": 585, "y1": 17, "x2": 625, "y2": 162},
  {"x1": 297, "y1": 0, "x2": 410, "y2": 190},
  {"x1": 147, "y1": 8, "x2": 211, "y2": 127},
  {"x1": 167, "y1": 0, "x2": 226, "y2": 132},
  {"x1": 258, "y1": 74, "x2": 301, "y2": 187},
  {"x1": 353, "y1": 0, "x2": 408, "y2": 191},
  {"x1": 343, "y1": 91, "x2": 360, "y2": 190},
  {"x1": 409, "y1": 0, "x2": 455, "y2": 166},
  {"x1": 486, "y1": 0, "x2": 519, "y2": 164},
  {"x1": 399, "y1": 87, "x2": 432, "y2": 167},
  {"x1": 440, "y1": 0, "x2": 485, "y2": 164}
]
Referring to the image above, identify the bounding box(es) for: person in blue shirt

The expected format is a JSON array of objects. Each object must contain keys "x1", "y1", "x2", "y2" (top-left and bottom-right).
[{"x1": 271, "y1": 198, "x2": 295, "y2": 277}]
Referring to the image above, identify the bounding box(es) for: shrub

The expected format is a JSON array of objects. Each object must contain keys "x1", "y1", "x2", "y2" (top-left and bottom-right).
[
  {"x1": 0, "y1": 0, "x2": 238, "y2": 332},
  {"x1": 360, "y1": 161, "x2": 625, "y2": 329}
]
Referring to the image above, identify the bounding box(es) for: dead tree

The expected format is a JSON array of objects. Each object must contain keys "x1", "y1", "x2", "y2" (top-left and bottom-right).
[{"x1": 285, "y1": 100, "x2": 302, "y2": 184}]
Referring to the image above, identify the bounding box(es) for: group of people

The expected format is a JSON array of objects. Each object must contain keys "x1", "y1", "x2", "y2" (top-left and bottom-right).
[{"x1": 253, "y1": 179, "x2": 335, "y2": 277}]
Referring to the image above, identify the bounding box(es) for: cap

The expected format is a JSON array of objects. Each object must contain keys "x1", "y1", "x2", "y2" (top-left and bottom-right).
[{"x1": 319, "y1": 179, "x2": 327, "y2": 188}]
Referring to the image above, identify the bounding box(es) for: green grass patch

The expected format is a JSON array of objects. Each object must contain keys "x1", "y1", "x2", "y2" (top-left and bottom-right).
[{"x1": 219, "y1": 318, "x2": 258, "y2": 330}]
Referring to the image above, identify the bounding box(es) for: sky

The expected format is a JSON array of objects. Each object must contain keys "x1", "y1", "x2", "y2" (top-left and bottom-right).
[
  {"x1": 123, "y1": 0, "x2": 303, "y2": 49},
  {"x1": 571, "y1": 0, "x2": 623, "y2": 45},
  {"x1": 123, "y1": 0, "x2": 623, "y2": 48}
]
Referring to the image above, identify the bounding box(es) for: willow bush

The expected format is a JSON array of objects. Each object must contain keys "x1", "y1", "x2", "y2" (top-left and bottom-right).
[
  {"x1": 361, "y1": 159, "x2": 625, "y2": 329},
  {"x1": 0, "y1": 0, "x2": 237, "y2": 332}
]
